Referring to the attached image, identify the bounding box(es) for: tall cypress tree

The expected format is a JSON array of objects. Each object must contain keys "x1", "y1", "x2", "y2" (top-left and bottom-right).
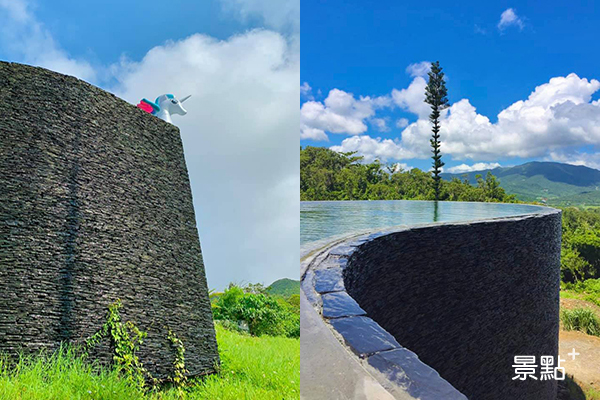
[{"x1": 425, "y1": 61, "x2": 449, "y2": 200}]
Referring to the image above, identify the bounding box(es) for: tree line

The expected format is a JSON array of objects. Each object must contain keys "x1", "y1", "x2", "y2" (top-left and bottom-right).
[
  {"x1": 300, "y1": 146, "x2": 516, "y2": 203},
  {"x1": 561, "y1": 207, "x2": 600, "y2": 283}
]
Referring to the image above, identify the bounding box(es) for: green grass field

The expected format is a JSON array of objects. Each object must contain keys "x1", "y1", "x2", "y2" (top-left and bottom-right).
[
  {"x1": 0, "y1": 323, "x2": 300, "y2": 400},
  {"x1": 561, "y1": 279, "x2": 600, "y2": 308}
]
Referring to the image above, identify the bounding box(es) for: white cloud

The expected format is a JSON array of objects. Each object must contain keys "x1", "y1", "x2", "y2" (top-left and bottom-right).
[
  {"x1": 219, "y1": 0, "x2": 299, "y2": 32},
  {"x1": 396, "y1": 118, "x2": 409, "y2": 128},
  {"x1": 0, "y1": 1, "x2": 300, "y2": 290},
  {"x1": 474, "y1": 24, "x2": 487, "y2": 35},
  {"x1": 391, "y1": 162, "x2": 413, "y2": 172},
  {"x1": 371, "y1": 117, "x2": 390, "y2": 132},
  {"x1": 111, "y1": 30, "x2": 299, "y2": 290},
  {"x1": 301, "y1": 81, "x2": 313, "y2": 100},
  {"x1": 0, "y1": 0, "x2": 97, "y2": 82},
  {"x1": 0, "y1": 0, "x2": 29, "y2": 22},
  {"x1": 300, "y1": 125, "x2": 328, "y2": 141},
  {"x1": 498, "y1": 8, "x2": 524, "y2": 31},
  {"x1": 300, "y1": 61, "x2": 429, "y2": 140},
  {"x1": 300, "y1": 89, "x2": 391, "y2": 140},
  {"x1": 447, "y1": 162, "x2": 502, "y2": 173},
  {"x1": 391, "y1": 76, "x2": 431, "y2": 118},
  {"x1": 330, "y1": 135, "x2": 415, "y2": 163},
  {"x1": 547, "y1": 151, "x2": 600, "y2": 171},
  {"x1": 399, "y1": 73, "x2": 600, "y2": 160},
  {"x1": 406, "y1": 61, "x2": 431, "y2": 78},
  {"x1": 321, "y1": 71, "x2": 600, "y2": 166}
]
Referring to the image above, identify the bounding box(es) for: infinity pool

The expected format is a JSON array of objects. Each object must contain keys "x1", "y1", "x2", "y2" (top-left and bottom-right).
[{"x1": 300, "y1": 200, "x2": 547, "y2": 245}]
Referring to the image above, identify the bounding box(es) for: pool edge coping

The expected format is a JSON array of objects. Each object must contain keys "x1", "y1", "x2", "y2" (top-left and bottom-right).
[{"x1": 300, "y1": 205, "x2": 561, "y2": 399}]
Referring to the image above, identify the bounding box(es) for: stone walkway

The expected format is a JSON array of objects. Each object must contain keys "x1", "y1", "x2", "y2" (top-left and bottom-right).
[{"x1": 300, "y1": 290, "x2": 400, "y2": 400}]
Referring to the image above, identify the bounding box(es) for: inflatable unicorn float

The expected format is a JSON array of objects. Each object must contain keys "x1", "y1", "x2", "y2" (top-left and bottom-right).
[{"x1": 137, "y1": 94, "x2": 191, "y2": 124}]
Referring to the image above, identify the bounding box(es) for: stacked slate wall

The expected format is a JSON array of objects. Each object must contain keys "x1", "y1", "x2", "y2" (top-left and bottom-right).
[
  {"x1": 0, "y1": 61, "x2": 218, "y2": 378},
  {"x1": 343, "y1": 212, "x2": 562, "y2": 400}
]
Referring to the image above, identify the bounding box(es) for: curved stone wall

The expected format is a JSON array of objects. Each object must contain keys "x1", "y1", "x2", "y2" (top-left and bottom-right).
[
  {"x1": 346, "y1": 212, "x2": 561, "y2": 399},
  {"x1": 0, "y1": 62, "x2": 218, "y2": 378},
  {"x1": 302, "y1": 208, "x2": 561, "y2": 400}
]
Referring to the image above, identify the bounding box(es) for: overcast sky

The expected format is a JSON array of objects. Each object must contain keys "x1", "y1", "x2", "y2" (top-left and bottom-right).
[
  {"x1": 301, "y1": 0, "x2": 600, "y2": 173},
  {"x1": 0, "y1": 0, "x2": 299, "y2": 290}
]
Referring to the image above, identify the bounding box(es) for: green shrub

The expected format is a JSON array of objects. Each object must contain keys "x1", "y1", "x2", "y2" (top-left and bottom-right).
[
  {"x1": 212, "y1": 284, "x2": 300, "y2": 338},
  {"x1": 561, "y1": 208, "x2": 600, "y2": 283},
  {"x1": 561, "y1": 246, "x2": 595, "y2": 282},
  {"x1": 561, "y1": 308, "x2": 600, "y2": 336},
  {"x1": 562, "y1": 278, "x2": 600, "y2": 307}
]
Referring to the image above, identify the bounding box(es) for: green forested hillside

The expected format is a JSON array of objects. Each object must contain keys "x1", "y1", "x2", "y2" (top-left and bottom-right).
[
  {"x1": 267, "y1": 278, "x2": 300, "y2": 298},
  {"x1": 441, "y1": 162, "x2": 600, "y2": 206},
  {"x1": 300, "y1": 146, "x2": 515, "y2": 202}
]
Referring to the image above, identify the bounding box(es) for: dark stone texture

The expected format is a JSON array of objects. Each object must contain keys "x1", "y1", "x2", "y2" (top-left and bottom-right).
[
  {"x1": 314, "y1": 267, "x2": 344, "y2": 293},
  {"x1": 343, "y1": 212, "x2": 562, "y2": 400},
  {"x1": 322, "y1": 291, "x2": 365, "y2": 318},
  {"x1": 0, "y1": 62, "x2": 218, "y2": 379},
  {"x1": 329, "y1": 316, "x2": 400, "y2": 357},
  {"x1": 368, "y1": 348, "x2": 467, "y2": 400}
]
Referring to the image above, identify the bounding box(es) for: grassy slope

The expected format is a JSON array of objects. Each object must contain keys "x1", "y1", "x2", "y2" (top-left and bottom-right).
[
  {"x1": 266, "y1": 279, "x2": 300, "y2": 298},
  {"x1": 0, "y1": 324, "x2": 300, "y2": 400}
]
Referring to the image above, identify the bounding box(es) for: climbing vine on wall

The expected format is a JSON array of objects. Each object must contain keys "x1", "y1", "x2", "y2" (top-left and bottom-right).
[
  {"x1": 86, "y1": 300, "x2": 192, "y2": 396},
  {"x1": 86, "y1": 299, "x2": 154, "y2": 390},
  {"x1": 167, "y1": 327, "x2": 188, "y2": 396}
]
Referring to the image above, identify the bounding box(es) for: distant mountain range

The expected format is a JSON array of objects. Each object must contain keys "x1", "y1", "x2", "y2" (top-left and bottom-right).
[
  {"x1": 441, "y1": 161, "x2": 600, "y2": 206},
  {"x1": 267, "y1": 278, "x2": 300, "y2": 298}
]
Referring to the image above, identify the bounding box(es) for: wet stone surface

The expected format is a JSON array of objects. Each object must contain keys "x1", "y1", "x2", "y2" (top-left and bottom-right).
[
  {"x1": 327, "y1": 244, "x2": 358, "y2": 257},
  {"x1": 314, "y1": 267, "x2": 344, "y2": 293},
  {"x1": 329, "y1": 316, "x2": 400, "y2": 357},
  {"x1": 301, "y1": 269, "x2": 321, "y2": 307},
  {"x1": 368, "y1": 348, "x2": 468, "y2": 400},
  {"x1": 343, "y1": 237, "x2": 369, "y2": 247},
  {"x1": 322, "y1": 291, "x2": 366, "y2": 318},
  {"x1": 318, "y1": 255, "x2": 348, "y2": 270}
]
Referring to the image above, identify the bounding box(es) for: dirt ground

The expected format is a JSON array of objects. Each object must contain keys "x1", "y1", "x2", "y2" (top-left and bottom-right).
[
  {"x1": 558, "y1": 298, "x2": 600, "y2": 399},
  {"x1": 561, "y1": 297, "x2": 600, "y2": 316}
]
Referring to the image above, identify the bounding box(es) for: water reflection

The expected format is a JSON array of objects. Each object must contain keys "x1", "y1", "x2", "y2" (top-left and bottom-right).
[{"x1": 300, "y1": 200, "x2": 546, "y2": 245}]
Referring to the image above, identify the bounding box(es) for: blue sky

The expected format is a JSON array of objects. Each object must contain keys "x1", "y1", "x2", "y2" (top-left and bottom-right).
[
  {"x1": 15, "y1": 2, "x2": 230, "y2": 62},
  {"x1": 301, "y1": 0, "x2": 600, "y2": 173},
  {"x1": 6, "y1": 0, "x2": 298, "y2": 78},
  {"x1": 0, "y1": 0, "x2": 300, "y2": 290}
]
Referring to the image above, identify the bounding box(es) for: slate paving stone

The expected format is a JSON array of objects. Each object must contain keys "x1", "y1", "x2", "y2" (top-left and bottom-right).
[
  {"x1": 301, "y1": 269, "x2": 321, "y2": 307},
  {"x1": 319, "y1": 255, "x2": 348, "y2": 270},
  {"x1": 322, "y1": 291, "x2": 366, "y2": 318},
  {"x1": 343, "y1": 238, "x2": 369, "y2": 247},
  {"x1": 314, "y1": 267, "x2": 344, "y2": 293},
  {"x1": 368, "y1": 348, "x2": 467, "y2": 400},
  {"x1": 329, "y1": 316, "x2": 400, "y2": 357},
  {"x1": 365, "y1": 230, "x2": 395, "y2": 241},
  {"x1": 328, "y1": 244, "x2": 357, "y2": 257}
]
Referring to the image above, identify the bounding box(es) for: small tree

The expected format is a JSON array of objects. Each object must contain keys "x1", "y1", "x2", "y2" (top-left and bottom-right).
[{"x1": 425, "y1": 61, "x2": 449, "y2": 200}]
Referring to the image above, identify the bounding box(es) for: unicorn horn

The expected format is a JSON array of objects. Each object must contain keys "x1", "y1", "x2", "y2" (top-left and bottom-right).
[{"x1": 180, "y1": 95, "x2": 192, "y2": 103}]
